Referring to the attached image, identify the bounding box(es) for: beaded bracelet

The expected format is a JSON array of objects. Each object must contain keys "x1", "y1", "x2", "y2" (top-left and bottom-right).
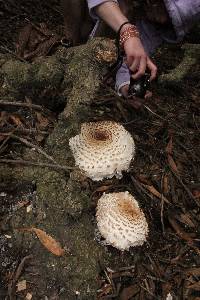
[{"x1": 119, "y1": 24, "x2": 140, "y2": 48}]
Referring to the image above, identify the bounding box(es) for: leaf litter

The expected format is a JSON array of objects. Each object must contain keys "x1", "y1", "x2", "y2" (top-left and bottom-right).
[{"x1": 0, "y1": 1, "x2": 199, "y2": 299}]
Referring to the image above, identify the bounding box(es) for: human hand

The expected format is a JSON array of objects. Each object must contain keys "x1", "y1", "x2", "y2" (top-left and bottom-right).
[
  {"x1": 123, "y1": 36, "x2": 157, "y2": 81},
  {"x1": 120, "y1": 84, "x2": 152, "y2": 109}
]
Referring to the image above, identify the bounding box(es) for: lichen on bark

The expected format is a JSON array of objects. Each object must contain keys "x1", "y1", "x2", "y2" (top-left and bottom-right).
[{"x1": 0, "y1": 38, "x2": 118, "y2": 299}]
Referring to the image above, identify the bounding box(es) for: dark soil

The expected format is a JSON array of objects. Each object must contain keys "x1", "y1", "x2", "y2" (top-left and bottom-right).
[{"x1": 0, "y1": 1, "x2": 200, "y2": 300}]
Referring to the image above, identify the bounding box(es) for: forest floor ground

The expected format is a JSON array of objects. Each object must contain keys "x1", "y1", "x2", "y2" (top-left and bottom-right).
[{"x1": 0, "y1": 1, "x2": 199, "y2": 299}]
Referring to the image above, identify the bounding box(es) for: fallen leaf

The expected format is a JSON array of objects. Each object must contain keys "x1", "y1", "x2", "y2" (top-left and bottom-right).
[
  {"x1": 168, "y1": 217, "x2": 193, "y2": 243},
  {"x1": 187, "y1": 282, "x2": 200, "y2": 291},
  {"x1": 166, "y1": 136, "x2": 173, "y2": 155},
  {"x1": 36, "y1": 112, "x2": 50, "y2": 130},
  {"x1": 119, "y1": 284, "x2": 140, "y2": 300},
  {"x1": 168, "y1": 155, "x2": 179, "y2": 174},
  {"x1": 163, "y1": 174, "x2": 169, "y2": 194},
  {"x1": 192, "y1": 190, "x2": 200, "y2": 198},
  {"x1": 32, "y1": 228, "x2": 65, "y2": 256},
  {"x1": 95, "y1": 185, "x2": 112, "y2": 193},
  {"x1": 17, "y1": 279, "x2": 26, "y2": 292},
  {"x1": 178, "y1": 213, "x2": 195, "y2": 228},
  {"x1": 9, "y1": 115, "x2": 23, "y2": 126},
  {"x1": 142, "y1": 184, "x2": 170, "y2": 204},
  {"x1": 137, "y1": 174, "x2": 151, "y2": 185},
  {"x1": 18, "y1": 227, "x2": 65, "y2": 256},
  {"x1": 185, "y1": 267, "x2": 200, "y2": 276}
]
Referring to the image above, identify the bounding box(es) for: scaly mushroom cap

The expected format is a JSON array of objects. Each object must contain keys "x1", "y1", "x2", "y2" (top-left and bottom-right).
[
  {"x1": 69, "y1": 121, "x2": 135, "y2": 181},
  {"x1": 96, "y1": 192, "x2": 148, "y2": 250}
]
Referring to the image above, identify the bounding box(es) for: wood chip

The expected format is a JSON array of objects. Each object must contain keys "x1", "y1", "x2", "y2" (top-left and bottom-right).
[
  {"x1": 16, "y1": 279, "x2": 26, "y2": 292},
  {"x1": 26, "y1": 292, "x2": 33, "y2": 300}
]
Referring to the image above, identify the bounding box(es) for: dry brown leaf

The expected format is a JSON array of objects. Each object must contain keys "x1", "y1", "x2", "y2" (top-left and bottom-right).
[
  {"x1": 9, "y1": 115, "x2": 23, "y2": 126},
  {"x1": 168, "y1": 217, "x2": 193, "y2": 243},
  {"x1": 187, "y1": 282, "x2": 200, "y2": 291},
  {"x1": 18, "y1": 227, "x2": 65, "y2": 256},
  {"x1": 163, "y1": 174, "x2": 169, "y2": 194},
  {"x1": 32, "y1": 227, "x2": 65, "y2": 256},
  {"x1": 168, "y1": 154, "x2": 179, "y2": 174},
  {"x1": 179, "y1": 213, "x2": 195, "y2": 228},
  {"x1": 143, "y1": 184, "x2": 170, "y2": 204},
  {"x1": 119, "y1": 284, "x2": 140, "y2": 300},
  {"x1": 36, "y1": 112, "x2": 50, "y2": 130},
  {"x1": 166, "y1": 136, "x2": 173, "y2": 155},
  {"x1": 137, "y1": 174, "x2": 151, "y2": 185},
  {"x1": 0, "y1": 134, "x2": 7, "y2": 142},
  {"x1": 95, "y1": 185, "x2": 112, "y2": 193},
  {"x1": 192, "y1": 190, "x2": 200, "y2": 198},
  {"x1": 185, "y1": 268, "x2": 200, "y2": 276}
]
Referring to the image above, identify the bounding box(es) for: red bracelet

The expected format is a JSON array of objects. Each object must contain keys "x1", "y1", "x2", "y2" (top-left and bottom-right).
[{"x1": 119, "y1": 24, "x2": 140, "y2": 48}]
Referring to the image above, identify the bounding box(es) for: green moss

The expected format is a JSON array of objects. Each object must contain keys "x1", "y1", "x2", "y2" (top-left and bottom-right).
[
  {"x1": 32, "y1": 56, "x2": 64, "y2": 89},
  {"x1": 2, "y1": 60, "x2": 32, "y2": 90}
]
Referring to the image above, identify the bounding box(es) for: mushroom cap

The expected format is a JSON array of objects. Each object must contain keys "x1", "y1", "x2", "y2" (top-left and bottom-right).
[
  {"x1": 69, "y1": 121, "x2": 135, "y2": 181},
  {"x1": 96, "y1": 191, "x2": 148, "y2": 250}
]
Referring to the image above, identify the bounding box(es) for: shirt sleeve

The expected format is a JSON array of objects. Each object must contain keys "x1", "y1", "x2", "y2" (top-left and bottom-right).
[
  {"x1": 115, "y1": 62, "x2": 130, "y2": 95},
  {"x1": 87, "y1": 0, "x2": 118, "y2": 19}
]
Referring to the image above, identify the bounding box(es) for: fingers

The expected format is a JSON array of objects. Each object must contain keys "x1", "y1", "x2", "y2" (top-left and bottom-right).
[
  {"x1": 144, "y1": 90, "x2": 152, "y2": 99},
  {"x1": 126, "y1": 56, "x2": 157, "y2": 81},
  {"x1": 119, "y1": 84, "x2": 129, "y2": 98},
  {"x1": 127, "y1": 55, "x2": 139, "y2": 73},
  {"x1": 132, "y1": 55, "x2": 147, "y2": 79},
  {"x1": 147, "y1": 57, "x2": 157, "y2": 80}
]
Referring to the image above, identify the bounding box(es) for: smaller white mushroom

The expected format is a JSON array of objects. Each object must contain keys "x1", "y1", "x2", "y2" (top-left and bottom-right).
[
  {"x1": 69, "y1": 121, "x2": 135, "y2": 181},
  {"x1": 96, "y1": 191, "x2": 148, "y2": 251}
]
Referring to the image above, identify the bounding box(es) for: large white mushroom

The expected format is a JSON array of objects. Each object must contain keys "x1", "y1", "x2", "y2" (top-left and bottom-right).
[
  {"x1": 69, "y1": 121, "x2": 135, "y2": 181},
  {"x1": 96, "y1": 191, "x2": 148, "y2": 251}
]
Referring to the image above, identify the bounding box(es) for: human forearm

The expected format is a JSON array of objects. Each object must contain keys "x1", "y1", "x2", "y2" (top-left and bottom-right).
[
  {"x1": 94, "y1": 1, "x2": 157, "y2": 80},
  {"x1": 95, "y1": 1, "x2": 128, "y2": 32}
]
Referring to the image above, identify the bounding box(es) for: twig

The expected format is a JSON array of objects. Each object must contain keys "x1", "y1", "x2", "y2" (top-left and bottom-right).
[
  {"x1": 7, "y1": 255, "x2": 33, "y2": 300},
  {"x1": 0, "y1": 128, "x2": 16, "y2": 153},
  {"x1": 0, "y1": 45, "x2": 27, "y2": 63},
  {"x1": 170, "y1": 167, "x2": 200, "y2": 207},
  {"x1": 160, "y1": 172, "x2": 165, "y2": 233},
  {"x1": 143, "y1": 105, "x2": 166, "y2": 120},
  {"x1": 7, "y1": 134, "x2": 56, "y2": 163},
  {"x1": 0, "y1": 128, "x2": 49, "y2": 136},
  {"x1": 0, "y1": 101, "x2": 44, "y2": 111},
  {"x1": 130, "y1": 176, "x2": 156, "y2": 201},
  {"x1": 140, "y1": 282, "x2": 155, "y2": 297},
  {"x1": 0, "y1": 159, "x2": 75, "y2": 172}
]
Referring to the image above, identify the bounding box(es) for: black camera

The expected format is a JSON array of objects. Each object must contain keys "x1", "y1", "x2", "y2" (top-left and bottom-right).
[{"x1": 128, "y1": 73, "x2": 151, "y2": 98}]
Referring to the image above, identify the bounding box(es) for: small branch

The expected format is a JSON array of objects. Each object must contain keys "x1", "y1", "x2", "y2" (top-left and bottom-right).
[
  {"x1": 0, "y1": 45, "x2": 27, "y2": 63},
  {"x1": 0, "y1": 159, "x2": 75, "y2": 172},
  {"x1": 170, "y1": 167, "x2": 200, "y2": 207},
  {"x1": 7, "y1": 134, "x2": 56, "y2": 164},
  {"x1": 0, "y1": 128, "x2": 49, "y2": 136},
  {"x1": 7, "y1": 255, "x2": 33, "y2": 300},
  {"x1": 0, "y1": 101, "x2": 44, "y2": 111},
  {"x1": 143, "y1": 105, "x2": 166, "y2": 121}
]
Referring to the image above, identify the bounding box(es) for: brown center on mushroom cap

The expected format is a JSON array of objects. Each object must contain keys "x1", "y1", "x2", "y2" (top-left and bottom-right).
[
  {"x1": 92, "y1": 130, "x2": 110, "y2": 141},
  {"x1": 69, "y1": 121, "x2": 135, "y2": 181},
  {"x1": 96, "y1": 191, "x2": 149, "y2": 250},
  {"x1": 117, "y1": 197, "x2": 140, "y2": 221}
]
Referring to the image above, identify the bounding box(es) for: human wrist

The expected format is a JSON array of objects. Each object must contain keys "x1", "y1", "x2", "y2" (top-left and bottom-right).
[{"x1": 119, "y1": 24, "x2": 140, "y2": 49}]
